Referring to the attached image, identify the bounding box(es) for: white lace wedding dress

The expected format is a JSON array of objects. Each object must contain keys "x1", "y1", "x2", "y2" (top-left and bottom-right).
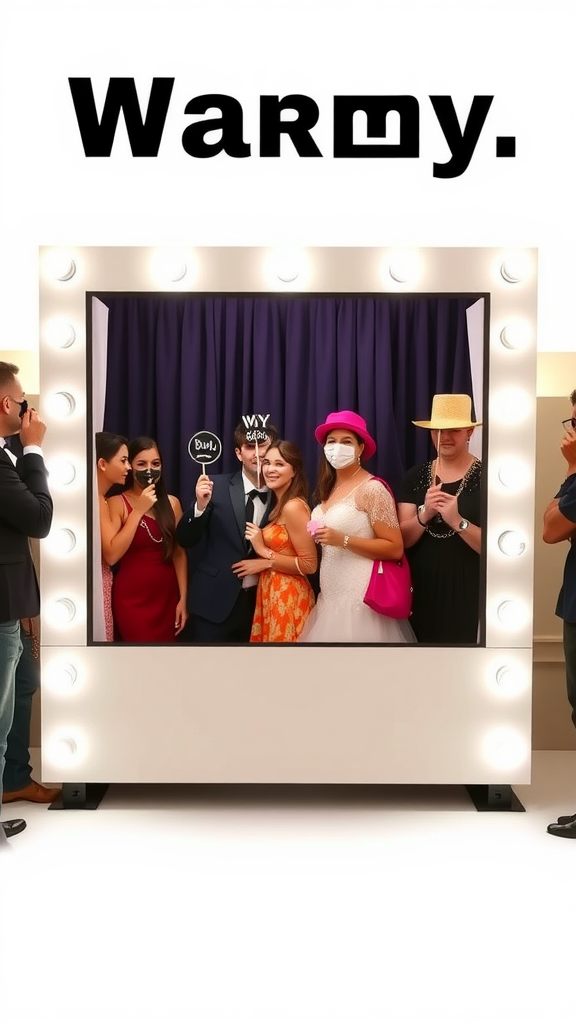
[{"x1": 298, "y1": 479, "x2": 415, "y2": 644}]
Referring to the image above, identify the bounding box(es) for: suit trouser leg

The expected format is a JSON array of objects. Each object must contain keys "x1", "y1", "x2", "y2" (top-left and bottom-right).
[
  {"x1": 3, "y1": 625, "x2": 38, "y2": 793},
  {"x1": 192, "y1": 588, "x2": 258, "y2": 643},
  {"x1": 563, "y1": 619, "x2": 576, "y2": 732},
  {"x1": 0, "y1": 620, "x2": 23, "y2": 810}
]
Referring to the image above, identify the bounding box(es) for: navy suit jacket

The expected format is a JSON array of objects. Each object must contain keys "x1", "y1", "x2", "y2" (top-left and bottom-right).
[
  {"x1": 0, "y1": 446, "x2": 53, "y2": 623},
  {"x1": 176, "y1": 471, "x2": 271, "y2": 624}
]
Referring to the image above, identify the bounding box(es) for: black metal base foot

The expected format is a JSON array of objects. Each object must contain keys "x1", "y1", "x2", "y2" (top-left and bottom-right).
[
  {"x1": 48, "y1": 783, "x2": 109, "y2": 810},
  {"x1": 466, "y1": 784, "x2": 525, "y2": 812}
]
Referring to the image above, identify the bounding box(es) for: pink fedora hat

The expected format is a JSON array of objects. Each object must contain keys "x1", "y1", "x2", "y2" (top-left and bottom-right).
[{"x1": 314, "y1": 410, "x2": 376, "y2": 460}]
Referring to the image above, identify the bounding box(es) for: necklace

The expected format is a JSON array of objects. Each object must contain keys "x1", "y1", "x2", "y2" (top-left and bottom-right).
[
  {"x1": 425, "y1": 457, "x2": 480, "y2": 539},
  {"x1": 330, "y1": 465, "x2": 362, "y2": 496},
  {"x1": 140, "y1": 516, "x2": 163, "y2": 543}
]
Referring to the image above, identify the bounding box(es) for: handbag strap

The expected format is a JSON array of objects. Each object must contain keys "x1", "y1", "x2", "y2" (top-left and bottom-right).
[
  {"x1": 369, "y1": 475, "x2": 395, "y2": 501},
  {"x1": 369, "y1": 477, "x2": 403, "y2": 565}
]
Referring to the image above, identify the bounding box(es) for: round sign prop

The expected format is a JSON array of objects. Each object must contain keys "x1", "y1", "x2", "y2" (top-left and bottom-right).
[{"x1": 188, "y1": 431, "x2": 222, "y2": 466}]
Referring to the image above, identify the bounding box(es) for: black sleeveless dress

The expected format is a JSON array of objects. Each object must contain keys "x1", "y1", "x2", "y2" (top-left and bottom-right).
[{"x1": 397, "y1": 459, "x2": 482, "y2": 643}]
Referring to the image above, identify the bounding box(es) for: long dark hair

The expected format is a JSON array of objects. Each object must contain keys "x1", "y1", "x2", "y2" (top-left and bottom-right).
[
  {"x1": 127, "y1": 436, "x2": 175, "y2": 561},
  {"x1": 265, "y1": 441, "x2": 309, "y2": 521},
  {"x1": 95, "y1": 431, "x2": 128, "y2": 462},
  {"x1": 313, "y1": 431, "x2": 364, "y2": 504}
]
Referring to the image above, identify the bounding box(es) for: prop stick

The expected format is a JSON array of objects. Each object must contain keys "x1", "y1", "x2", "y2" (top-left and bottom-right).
[
  {"x1": 435, "y1": 429, "x2": 442, "y2": 485},
  {"x1": 256, "y1": 438, "x2": 262, "y2": 489},
  {"x1": 241, "y1": 413, "x2": 272, "y2": 489}
]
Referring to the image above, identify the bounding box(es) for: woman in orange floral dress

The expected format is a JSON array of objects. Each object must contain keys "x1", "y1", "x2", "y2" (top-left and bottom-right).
[{"x1": 232, "y1": 441, "x2": 317, "y2": 642}]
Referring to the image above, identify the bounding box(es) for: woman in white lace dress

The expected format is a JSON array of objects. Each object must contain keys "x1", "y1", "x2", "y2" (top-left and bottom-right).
[{"x1": 298, "y1": 411, "x2": 415, "y2": 644}]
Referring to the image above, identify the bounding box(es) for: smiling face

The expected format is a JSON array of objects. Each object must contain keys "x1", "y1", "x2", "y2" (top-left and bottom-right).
[
  {"x1": 431, "y1": 427, "x2": 473, "y2": 458},
  {"x1": 262, "y1": 448, "x2": 296, "y2": 494},
  {"x1": 98, "y1": 444, "x2": 130, "y2": 486}
]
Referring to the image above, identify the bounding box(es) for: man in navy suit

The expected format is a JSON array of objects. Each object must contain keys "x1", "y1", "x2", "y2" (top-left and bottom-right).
[
  {"x1": 0, "y1": 362, "x2": 53, "y2": 842},
  {"x1": 176, "y1": 421, "x2": 277, "y2": 642}
]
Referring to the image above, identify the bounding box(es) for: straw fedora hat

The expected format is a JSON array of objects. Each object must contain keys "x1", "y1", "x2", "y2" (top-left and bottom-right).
[{"x1": 412, "y1": 394, "x2": 482, "y2": 429}]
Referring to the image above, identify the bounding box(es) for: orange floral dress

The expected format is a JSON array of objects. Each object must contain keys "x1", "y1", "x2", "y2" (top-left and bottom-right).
[{"x1": 250, "y1": 523, "x2": 315, "y2": 643}]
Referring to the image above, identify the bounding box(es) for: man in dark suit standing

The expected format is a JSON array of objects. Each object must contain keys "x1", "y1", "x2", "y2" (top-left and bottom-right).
[
  {"x1": 0, "y1": 362, "x2": 53, "y2": 843},
  {"x1": 176, "y1": 421, "x2": 277, "y2": 642}
]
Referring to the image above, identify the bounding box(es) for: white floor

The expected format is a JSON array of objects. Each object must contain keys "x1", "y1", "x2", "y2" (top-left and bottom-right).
[{"x1": 3, "y1": 751, "x2": 576, "y2": 1024}]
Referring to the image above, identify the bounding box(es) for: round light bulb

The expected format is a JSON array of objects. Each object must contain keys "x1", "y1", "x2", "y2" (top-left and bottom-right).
[
  {"x1": 499, "y1": 322, "x2": 531, "y2": 351},
  {"x1": 47, "y1": 597, "x2": 77, "y2": 626},
  {"x1": 491, "y1": 387, "x2": 531, "y2": 424},
  {"x1": 273, "y1": 248, "x2": 303, "y2": 283},
  {"x1": 44, "y1": 251, "x2": 77, "y2": 282},
  {"x1": 44, "y1": 319, "x2": 77, "y2": 349},
  {"x1": 484, "y1": 729, "x2": 528, "y2": 770},
  {"x1": 45, "y1": 662, "x2": 78, "y2": 692},
  {"x1": 46, "y1": 391, "x2": 76, "y2": 418},
  {"x1": 150, "y1": 249, "x2": 188, "y2": 283},
  {"x1": 47, "y1": 458, "x2": 76, "y2": 487},
  {"x1": 497, "y1": 599, "x2": 528, "y2": 628},
  {"x1": 497, "y1": 459, "x2": 530, "y2": 490},
  {"x1": 50, "y1": 737, "x2": 78, "y2": 762},
  {"x1": 388, "y1": 250, "x2": 421, "y2": 284},
  {"x1": 48, "y1": 528, "x2": 77, "y2": 556},
  {"x1": 500, "y1": 251, "x2": 531, "y2": 284},
  {"x1": 497, "y1": 530, "x2": 526, "y2": 557},
  {"x1": 495, "y1": 665, "x2": 526, "y2": 695}
]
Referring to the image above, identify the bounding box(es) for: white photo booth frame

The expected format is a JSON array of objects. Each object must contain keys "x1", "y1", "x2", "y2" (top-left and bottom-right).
[{"x1": 39, "y1": 246, "x2": 536, "y2": 785}]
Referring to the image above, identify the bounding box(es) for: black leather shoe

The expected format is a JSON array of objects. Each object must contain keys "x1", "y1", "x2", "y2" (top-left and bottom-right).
[
  {"x1": 2, "y1": 818, "x2": 27, "y2": 838},
  {"x1": 557, "y1": 811, "x2": 576, "y2": 825},
  {"x1": 547, "y1": 819, "x2": 576, "y2": 838}
]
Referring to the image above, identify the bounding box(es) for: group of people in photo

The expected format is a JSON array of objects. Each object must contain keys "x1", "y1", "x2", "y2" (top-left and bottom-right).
[
  {"x1": 96, "y1": 394, "x2": 483, "y2": 646},
  {"x1": 6, "y1": 352, "x2": 576, "y2": 841}
]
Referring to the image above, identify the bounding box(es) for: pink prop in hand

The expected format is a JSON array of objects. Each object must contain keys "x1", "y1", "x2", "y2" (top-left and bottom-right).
[{"x1": 307, "y1": 520, "x2": 321, "y2": 537}]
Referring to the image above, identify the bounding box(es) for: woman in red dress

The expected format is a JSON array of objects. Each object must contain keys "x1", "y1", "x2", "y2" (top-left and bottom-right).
[
  {"x1": 232, "y1": 441, "x2": 317, "y2": 642},
  {"x1": 107, "y1": 436, "x2": 188, "y2": 642}
]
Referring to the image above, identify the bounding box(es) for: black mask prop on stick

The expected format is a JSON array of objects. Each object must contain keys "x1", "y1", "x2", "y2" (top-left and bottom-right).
[{"x1": 134, "y1": 468, "x2": 161, "y2": 488}]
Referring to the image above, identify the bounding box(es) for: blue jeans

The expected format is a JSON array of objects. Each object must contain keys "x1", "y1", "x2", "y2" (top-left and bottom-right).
[
  {"x1": 0, "y1": 620, "x2": 23, "y2": 810},
  {"x1": 3, "y1": 625, "x2": 39, "y2": 792},
  {"x1": 563, "y1": 619, "x2": 576, "y2": 732}
]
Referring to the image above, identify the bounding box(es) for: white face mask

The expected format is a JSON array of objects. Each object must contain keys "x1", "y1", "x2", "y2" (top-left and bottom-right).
[{"x1": 324, "y1": 443, "x2": 357, "y2": 469}]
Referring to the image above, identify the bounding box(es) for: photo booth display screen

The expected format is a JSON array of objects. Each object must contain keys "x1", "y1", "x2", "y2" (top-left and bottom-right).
[{"x1": 90, "y1": 290, "x2": 488, "y2": 646}]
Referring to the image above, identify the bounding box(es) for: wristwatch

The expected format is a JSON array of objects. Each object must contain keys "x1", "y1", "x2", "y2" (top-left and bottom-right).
[{"x1": 458, "y1": 519, "x2": 470, "y2": 532}]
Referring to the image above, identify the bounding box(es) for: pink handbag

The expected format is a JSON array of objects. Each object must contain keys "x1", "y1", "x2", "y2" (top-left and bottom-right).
[{"x1": 363, "y1": 477, "x2": 413, "y2": 619}]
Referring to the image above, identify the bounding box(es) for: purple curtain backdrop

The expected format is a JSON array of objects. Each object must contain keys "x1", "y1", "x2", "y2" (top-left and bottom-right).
[{"x1": 97, "y1": 294, "x2": 480, "y2": 505}]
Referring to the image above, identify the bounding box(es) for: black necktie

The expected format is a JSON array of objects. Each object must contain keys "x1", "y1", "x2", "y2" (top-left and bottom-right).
[{"x1": 246, "y1": 489, "x2": 266, "y2": 523}]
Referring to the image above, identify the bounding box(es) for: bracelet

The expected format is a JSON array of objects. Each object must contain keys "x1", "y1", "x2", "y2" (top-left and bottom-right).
[
  {"x1": 266, "y1": 549, "x2": 275, "y2": 566},
  {"x1": 295, "y1": 557, "x2": 303, "y2": 576},
  {"x1": 343, "y1": 535, "x2": 350, "y2": 548},
  {"x1": 416, "y1": 511, "x2": 427, "y2": 528}
]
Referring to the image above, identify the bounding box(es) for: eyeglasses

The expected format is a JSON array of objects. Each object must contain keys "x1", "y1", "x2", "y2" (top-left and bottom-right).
[{"x1": 561, "y1": 418, "x2": 576, "y2": 431}]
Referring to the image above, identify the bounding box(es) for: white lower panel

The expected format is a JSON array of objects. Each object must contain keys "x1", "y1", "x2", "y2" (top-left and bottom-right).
[{"x1": 41, "y1": 645, "x2": 532, "y2": 784}]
